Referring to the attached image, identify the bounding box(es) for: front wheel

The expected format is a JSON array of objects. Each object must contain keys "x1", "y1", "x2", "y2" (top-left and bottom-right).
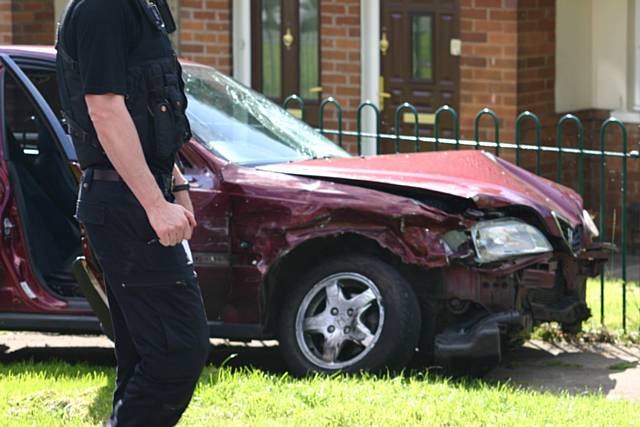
[{"x1": 278, "y1": 255, "x2": 421, "y2": 376}]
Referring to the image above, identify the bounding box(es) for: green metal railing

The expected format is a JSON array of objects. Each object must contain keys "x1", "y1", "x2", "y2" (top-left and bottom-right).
[{"x1": 286, "y1": 96, "x2": 638, "y2": 332}]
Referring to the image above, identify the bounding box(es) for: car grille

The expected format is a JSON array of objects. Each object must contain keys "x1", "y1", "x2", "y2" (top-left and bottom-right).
[
  {"x1": 554, "y1": 213, "x2": 583, "y2": 255},
  {"x1": 570, "y1": 225, "x2": 583, "y2": 254}
]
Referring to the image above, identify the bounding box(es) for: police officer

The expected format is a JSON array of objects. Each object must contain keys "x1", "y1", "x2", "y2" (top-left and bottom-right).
[{"x1": 56, "y1": 0, "x2": 210, "y2": 425}]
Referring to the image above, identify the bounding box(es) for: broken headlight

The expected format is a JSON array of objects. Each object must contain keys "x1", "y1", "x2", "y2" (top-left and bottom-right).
[
  {"x1": 471, "y1": 218, "x2": 553, "y2": 263},
  {"x1": 582, "y1": 209, "x2": 599, "y2": 238}
]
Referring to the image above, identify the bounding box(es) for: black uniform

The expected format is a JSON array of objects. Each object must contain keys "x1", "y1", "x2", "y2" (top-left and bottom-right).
[{"x1": 56, "y1": 1, "x2": 209, "y2": 425}]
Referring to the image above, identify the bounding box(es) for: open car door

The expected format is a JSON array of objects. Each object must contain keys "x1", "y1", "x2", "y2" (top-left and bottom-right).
[{"x1": 0, "y1": 53, "x2": 112, "y2": 337}]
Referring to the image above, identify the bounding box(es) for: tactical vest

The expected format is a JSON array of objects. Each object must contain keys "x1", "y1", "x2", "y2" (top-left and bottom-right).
[{"x1": 55, "y1": 0, "x2": 191, "y2": 176}]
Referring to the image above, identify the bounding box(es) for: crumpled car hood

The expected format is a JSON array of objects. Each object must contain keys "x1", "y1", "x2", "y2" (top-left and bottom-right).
[{"x1": 258, "y1": 150, "x2": 584, "y2": 236}]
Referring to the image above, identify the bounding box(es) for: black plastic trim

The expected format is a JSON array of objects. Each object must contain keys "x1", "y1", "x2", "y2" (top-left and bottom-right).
[
  {"x1": 208, "y1": 321, "x2": 273, "y2": 340},
  {"x1": 0, "y1": 313, "x2": 102, "y2": 334}
]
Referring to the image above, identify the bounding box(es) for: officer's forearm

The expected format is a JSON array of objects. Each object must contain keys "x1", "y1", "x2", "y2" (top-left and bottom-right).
[
  {"x1": 172, "y1": 163, "x2": 188, "y2": 185},
  {"x1": 85, "y1": 94, "x2": 165, "y2": 211}
]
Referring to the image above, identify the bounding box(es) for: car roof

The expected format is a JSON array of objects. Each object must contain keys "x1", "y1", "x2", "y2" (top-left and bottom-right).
[
  {"x1": 0, "y1": 45, "x2": 199, "y2": 66},
  {"x1": 0, "y1": 45, "x2": 57, "y2": 59}
]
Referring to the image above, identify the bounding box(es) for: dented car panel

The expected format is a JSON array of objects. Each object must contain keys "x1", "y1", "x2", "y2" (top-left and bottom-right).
[
  {"x1": 258, "y1": 151, "x2": 584, "y2": 239},
  {"x1": 215, "y1": 148, "x2": 607, "y2": 334},
  {"x1": 223, "y1": 162, "x2": 462, "y2": 272}
]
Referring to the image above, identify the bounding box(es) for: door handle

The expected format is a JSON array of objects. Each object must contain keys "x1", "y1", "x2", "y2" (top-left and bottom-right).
[
  {"x1": 283, "y1": 28, "x2": 294, "y2": 50},
  {"x1": 380, "y1": 30, "x2": 390, "y2": 56},
  {"x1": 309, "y1": 86, "x2": 323, "y2": 94}
]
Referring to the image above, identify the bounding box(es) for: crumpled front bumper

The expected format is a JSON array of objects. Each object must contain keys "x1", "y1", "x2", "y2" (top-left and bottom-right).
[
  {"x1": 577, "y1": 242, "x2": 616, "y2": 277},
  {"x1": 434, "y1": 311, "x2": 527, "y2": 366}
]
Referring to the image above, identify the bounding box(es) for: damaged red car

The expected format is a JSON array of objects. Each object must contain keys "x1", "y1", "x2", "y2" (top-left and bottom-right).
[{"x1": 0, "y1": 47, "x2": 611, "y2": 375}]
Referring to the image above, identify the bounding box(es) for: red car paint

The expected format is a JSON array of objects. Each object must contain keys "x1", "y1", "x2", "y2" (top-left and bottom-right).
[
  {"x1": 0, "y1": 47, "x2": 608, "y2": 344},
  {"x1": 259, "y1": 150, "x2": 584, "y2": 237}
]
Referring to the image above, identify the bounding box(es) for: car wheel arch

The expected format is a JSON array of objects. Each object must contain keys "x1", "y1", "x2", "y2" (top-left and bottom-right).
[{"x1": 260, "y1": 231, "x2": 430, "y2": 334}]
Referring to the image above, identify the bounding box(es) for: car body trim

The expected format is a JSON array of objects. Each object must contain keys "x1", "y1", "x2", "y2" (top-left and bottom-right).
[
  {"x1": 192, "y1": 252, "x2": 230, "y2": 267},
  {"x1": 0, "y1": 313, "x2": 103, "y2": 334}
]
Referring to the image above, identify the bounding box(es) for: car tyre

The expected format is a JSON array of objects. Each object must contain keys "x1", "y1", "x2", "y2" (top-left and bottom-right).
[
  {"x1": 278, "y1": 254, "x2": 421, "y2": 376},
  {"x1": 413, "y1": 298, "x2": 438, "y2": 365}
]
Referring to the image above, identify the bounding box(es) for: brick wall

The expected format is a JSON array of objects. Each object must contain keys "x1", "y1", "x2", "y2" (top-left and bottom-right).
[
  {"x1": 0, "y1": 0, "x2": 55, "y2": 46},
  {"x1": 459, "y1": 0, "x2": 519, "y2": 153},
  {"x1": 179, "y1": 0, "x2": 231, "y2": 75},
  {"x1": 319, "y1": 0, "x2": 361, "y2": 150},
  {"x1": 460, "y1": 0, "x2": 557, "y2": 166},
  {"x1": 516, "y1": 0, "x2": 557, "y2": 178},
  {"x1": 0, "y1": 0, "x2": 12, "y2": 44},
  {"x1": 517, "y1": 0, "x2": 555, "y2": 116},
  {"x1": 11, "y1": 0, "x2": 55, "y2": 45}
]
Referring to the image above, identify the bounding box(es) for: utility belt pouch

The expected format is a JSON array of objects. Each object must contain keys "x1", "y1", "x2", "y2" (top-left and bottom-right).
[
  {"x1": 148, "y1": 64, "x2": 190, "y2": 160},
  {"x1": 64, "y1": 113, "x2": 102, "y2": 151},
  {"x1": 151, "y1": 99, "x2": 177, "y2": 159}
]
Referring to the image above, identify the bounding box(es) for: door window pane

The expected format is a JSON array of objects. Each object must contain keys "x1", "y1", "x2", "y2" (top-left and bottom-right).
[
  {"x1": 4, "y1": 72, "x2": 55, "y2": 157},
  {"x1": 299, "y1": 0, "x2": 319, "y2": 100},
  {"x1": 412, "y1": 15, "x2": 433, "y2": 80},
  {"x1": 262, "y1": 0, "x2": 281, "y2": 98}
]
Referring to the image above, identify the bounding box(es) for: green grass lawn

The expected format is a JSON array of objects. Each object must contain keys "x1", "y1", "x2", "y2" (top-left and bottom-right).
[
  {"x1": 1, "y1": 361, "x2": 640, "y2": 427},
  {"x1": 1, "y1": 279, "x2": 639, "y2": 426}
]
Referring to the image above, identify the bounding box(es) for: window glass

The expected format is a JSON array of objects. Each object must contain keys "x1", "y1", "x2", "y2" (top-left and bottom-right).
[
  {"x1": 412, "y1": 15, "x2": 433, "y2": 80},
  {"x1": 25, "y1": 69, "x2": 64, "y2": 122},
  {"x1": 183, "y1": 64, "x2": 349, "y2": 166},
  {"x1": 299, "y1": 0, "x2": 319, "y2": 100},
  {"x1": 261, "y1": 0, "x2": 281, "y2": 98},
  {"x1": 3, "y1": 70, "x2": 56, "y2": 158}
]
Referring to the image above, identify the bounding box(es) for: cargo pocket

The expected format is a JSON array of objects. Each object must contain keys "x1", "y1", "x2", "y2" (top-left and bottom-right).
[
  {"x1": 121, "y1": 240, "x2": 194, "y2": 285},
  {"x1": 151, "y1": 99, "x2": 178, "y2": 159},
  {"x1": 125, "y1": 273, "x2": 207, "y2": 376},
  {"x1": 166, "y1": 85, "x2": 191, "y2": 144}
]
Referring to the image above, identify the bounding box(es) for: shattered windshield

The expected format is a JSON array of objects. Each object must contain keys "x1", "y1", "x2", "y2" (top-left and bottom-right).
[{"x1": 182, "y1": 64, "x2": 350, "y2": 166}]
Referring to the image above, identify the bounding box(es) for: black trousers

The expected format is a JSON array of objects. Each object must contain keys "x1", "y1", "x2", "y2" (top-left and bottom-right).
[{"x1": 76, "y1": 170, "x2": 210, "y2": 427}]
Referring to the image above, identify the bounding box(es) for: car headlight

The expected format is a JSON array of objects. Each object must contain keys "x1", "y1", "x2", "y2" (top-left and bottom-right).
[
  {"x1": 471, "y1": 218, "x2": 553, "y2": 263},
  {"x1": 582, "y1": 209, "x2": 599, "y2": 238}
]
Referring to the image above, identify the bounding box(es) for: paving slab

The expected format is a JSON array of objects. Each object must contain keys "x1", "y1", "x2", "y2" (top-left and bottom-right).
[{"x1": 486, "y1": 340, "x2": 640, "y2": 400}]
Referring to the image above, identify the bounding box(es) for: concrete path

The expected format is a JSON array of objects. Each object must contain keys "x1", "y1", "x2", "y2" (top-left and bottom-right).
[
  {"x1": 486, "y1": 340, "x2": 640, "y2": 400},
  {"x1": 1, "y1": 332, "x2": 639, "y2": 400}
]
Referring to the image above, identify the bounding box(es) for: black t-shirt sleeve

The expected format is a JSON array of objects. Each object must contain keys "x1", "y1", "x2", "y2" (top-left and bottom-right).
[{"x1": 75, "y1": 0, "x2": 128, "y2": 95}]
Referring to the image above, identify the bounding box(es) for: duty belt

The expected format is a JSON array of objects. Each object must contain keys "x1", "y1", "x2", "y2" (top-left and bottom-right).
[{"x1": 90, "y1": 169, "x2": 174, "y2": 198}]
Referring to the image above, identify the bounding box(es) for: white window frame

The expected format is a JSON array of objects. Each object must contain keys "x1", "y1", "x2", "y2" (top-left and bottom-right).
[
  {"x1": 360, "y1": 0, "x2": 380, "y2": 155},
  {"x1": 232, "y1": 0, "x2": 252, "y2": 85}
]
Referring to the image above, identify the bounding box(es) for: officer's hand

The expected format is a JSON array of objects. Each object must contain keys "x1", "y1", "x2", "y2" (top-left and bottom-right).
[
  {"x1": 174, "y1": 190, "x2": 194, "y2": 215},
  {"x1": 146, "y1": 201, "x2": 197, "y2": 246}
]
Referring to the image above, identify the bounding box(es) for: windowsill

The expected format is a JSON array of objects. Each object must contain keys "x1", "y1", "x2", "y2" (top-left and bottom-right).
[{"x1": 611, "y1": 109, "x2": 640, "y2": 123}]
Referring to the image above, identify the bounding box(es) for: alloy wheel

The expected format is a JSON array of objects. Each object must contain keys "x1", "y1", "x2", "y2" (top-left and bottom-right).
[{"x1": 295, "y1": 272, "x2": 385, "y2": 370}]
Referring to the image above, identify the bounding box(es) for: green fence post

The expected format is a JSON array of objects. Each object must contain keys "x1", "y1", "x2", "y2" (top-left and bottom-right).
[
  {"x1": 515, "y1": 111, "x2": 542, "y2": 169},
  {"x1": 556, "y1": 114, "x2": 584, "y2": 192},
  {"x1": 357, "y1": 101, "x2": 381, "y2": 156},
  {"x1": 474, "y1": 108, "x2": 500, "y2": 155},
  {"x1": 283, "y1": 95, "x2": 305, "y2": 121},
  {"x1": 600, "y1": 118, "x2": 628, "y2": 332},
  {"x1": 319, "y1": 97, "x2": 344, "y2": 148},
  {"x1": 395, "y1": 102, "x2": 420, "y2": 153},
  {"x1": 434, "y1": 105, "x2": 460, "y2": 151},
  {"x1": 598, "y1": 121, "x2": 606, "y2": 326}
]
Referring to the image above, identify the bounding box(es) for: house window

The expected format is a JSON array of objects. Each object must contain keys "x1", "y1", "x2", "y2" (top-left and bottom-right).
[
  {"x1": 252, "y1": 0, "x2": 322, "y2": 117},
  {"x1": 261, "y1": 0, "x2": 282, "y2": 98},
  {"x1": 299, "y1": 0, "x2": 320, "y2": 101},
  {"x1": 411, "y1": 15, "x2": 433, "y2": 81}
]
